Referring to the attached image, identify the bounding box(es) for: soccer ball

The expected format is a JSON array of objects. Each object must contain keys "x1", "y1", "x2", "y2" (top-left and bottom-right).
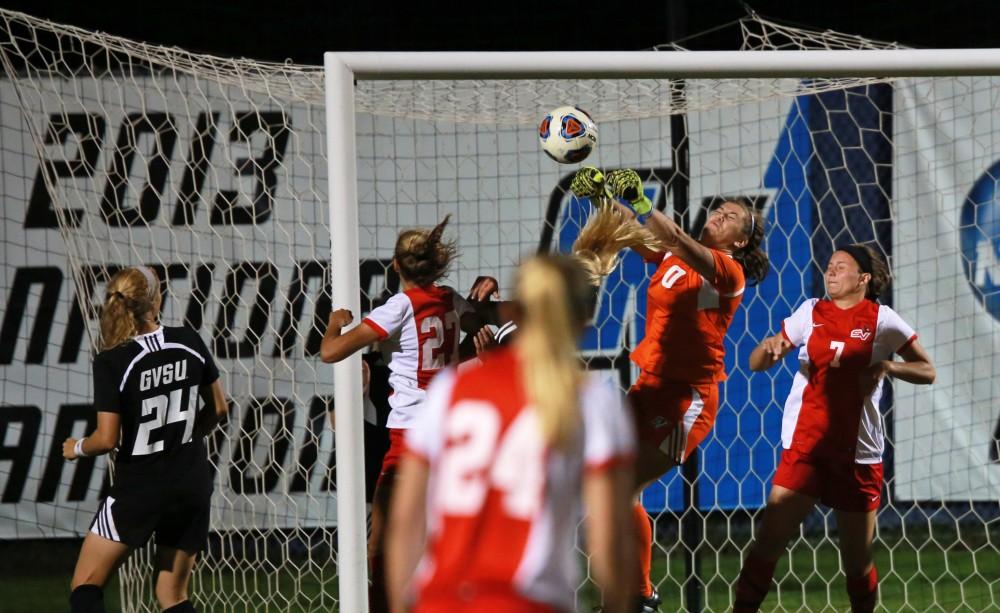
[{"x1": 538, "y1": 106, "x2": 598, "y2": 164}]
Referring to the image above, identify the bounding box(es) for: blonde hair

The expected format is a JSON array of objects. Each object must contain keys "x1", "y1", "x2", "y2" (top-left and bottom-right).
[
  {"x1": 571, "y1": 200, "x2": 664, "y2": 285},
  {"x1": 394, "y1": 215, "x2": 457, "y2": 286},
  {"x1": 515, "y1": 255, "x2": 593, "y2": 449},
  {"x1": 99, "y1": 266, "x2": 160, "y2": 351}
]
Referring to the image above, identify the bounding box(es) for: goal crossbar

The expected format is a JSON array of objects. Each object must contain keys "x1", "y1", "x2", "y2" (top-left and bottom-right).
[{"x1": 330, "y1": 49, "x2": 1000, "y2": 80}]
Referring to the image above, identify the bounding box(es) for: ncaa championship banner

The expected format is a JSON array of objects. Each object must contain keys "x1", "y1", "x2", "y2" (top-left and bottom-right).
[{"x1": 893, "y1": 77, "x2": 1000, "y2": 501}]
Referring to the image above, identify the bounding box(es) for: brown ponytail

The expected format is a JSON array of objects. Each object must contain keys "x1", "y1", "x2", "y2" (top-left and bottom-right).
[
  {"x1": 99, "y1": 267, "x2": 160, "y2": 351},
  {"x1": 843, "y1": 243, "x2": 891, "y2": 300},
  {"x1": 730, "y1": 200, "x2": 769, "y2": 285},
  {"x1": 393, "y1": 215, "x2": 458, "y2": 286},
  {"x1": 515, "y1": 255, "x2": 592, "y2": 449}
]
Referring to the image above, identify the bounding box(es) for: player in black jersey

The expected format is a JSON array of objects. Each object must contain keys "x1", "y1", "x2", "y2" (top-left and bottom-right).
[{"x1": 63, "y1": 266, "x2": 227, "y2": 613}]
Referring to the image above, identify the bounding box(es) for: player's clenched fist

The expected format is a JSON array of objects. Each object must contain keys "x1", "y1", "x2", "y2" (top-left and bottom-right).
[
  {"x1": 757, "y1": 334, "x2": 793, "y2": 365},
  {"x1": 328, "y1": 308, "x2": 353, "y2": 329}
]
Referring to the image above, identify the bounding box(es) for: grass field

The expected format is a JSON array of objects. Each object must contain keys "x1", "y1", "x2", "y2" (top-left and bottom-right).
[{"x1": 3, "y1": 530, "x2": 996, "y2": 612}]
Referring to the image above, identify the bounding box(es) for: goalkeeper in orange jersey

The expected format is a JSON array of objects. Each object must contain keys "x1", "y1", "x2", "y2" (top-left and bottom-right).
[{"x1": 573, "y1": 165, "x2": 769, "y2": 611}]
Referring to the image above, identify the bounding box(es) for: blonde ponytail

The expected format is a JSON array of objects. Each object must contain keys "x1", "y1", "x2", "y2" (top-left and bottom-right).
[
  {"x1": 571, "y1": 200, "x2": 663, "y2": 285},
  {"x1": 515, "y1": 255, "x2": 592, "y2": 449},
  {"x1": 99, "y1": 266, "x2": 160, "y2": 351}
]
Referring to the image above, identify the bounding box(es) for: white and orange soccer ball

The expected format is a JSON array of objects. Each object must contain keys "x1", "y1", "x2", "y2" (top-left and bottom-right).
[{"x1": 538, "y1": 105, "x2": 598, "y2": 164}]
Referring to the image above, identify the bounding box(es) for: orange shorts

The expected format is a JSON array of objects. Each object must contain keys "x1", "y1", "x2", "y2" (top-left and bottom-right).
[
  {"x1": 772, "y1": 449, "x2": 884, "y2": 512},
  {"x1": 627, "y1": 371, "x2": 719, "y2": 463}
]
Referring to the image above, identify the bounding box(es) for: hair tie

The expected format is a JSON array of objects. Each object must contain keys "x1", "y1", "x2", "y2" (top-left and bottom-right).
[{"x1": 748, "y1": 211, "x2": 756, "y2": 238}]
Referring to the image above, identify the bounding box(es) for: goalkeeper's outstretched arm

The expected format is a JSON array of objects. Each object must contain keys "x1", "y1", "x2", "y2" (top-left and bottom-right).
[{"x1": 643, "y1": 209, "x2": 719, "y2": 279}]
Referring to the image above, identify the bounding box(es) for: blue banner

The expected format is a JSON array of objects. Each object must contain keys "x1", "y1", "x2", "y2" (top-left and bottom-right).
[{"x1": 543, "y1": 84, "x2": 893, "y2": 512}]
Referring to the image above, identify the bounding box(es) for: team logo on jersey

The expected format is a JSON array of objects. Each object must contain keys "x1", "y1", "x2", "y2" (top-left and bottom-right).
[
  {"x1": 960, "y1": 159, "x2": 1000, "y2": 322},
  {"x1": 850, "y1": 326, "x2": 872, "y2": 341}
]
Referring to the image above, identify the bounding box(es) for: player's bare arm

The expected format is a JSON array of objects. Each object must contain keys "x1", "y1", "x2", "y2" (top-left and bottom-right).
[
  {"x1": 63, "y1": 411, "x2": 120, "y2": 460},
  {"x1": 860, "y1": 339, "x2": 935, "y2": 397},
  {"x1": 583, "y1": 464, "x2": 636, "y2": 613},
  {"x1": 644, "y1": 210, "x2": 719, "y2": 280},
  {"x1": 385, "y1": 455, "x2": 430, "y2": 613},
  {"x1": 749, "y1": 333, "x2": 795, "y2": 371},
  {"x1": 465, "y1": 276, "x2": 520, "y2": 327},
  {"x1": 319, "y1": 308, "x2": 380, "y2": 363},
  {"x1": 196, "y1": 379, "x2": 228, "y2": 436}
]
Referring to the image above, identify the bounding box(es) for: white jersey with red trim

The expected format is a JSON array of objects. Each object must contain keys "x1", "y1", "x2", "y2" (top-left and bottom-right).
[
  {"x1": 361, "y1": 285, "x2": 472, "y2": 429},
  {"x1": 780, "y1": 298, "x2": 917, "y2": 463},
  {"x1": 404, "y1": 348, "x2": 635, "y2": 611}
]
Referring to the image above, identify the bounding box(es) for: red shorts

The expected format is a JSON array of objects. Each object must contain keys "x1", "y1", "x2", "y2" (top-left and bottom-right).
[
  {"x1": 376, "y1": 428, "x2": 406, "y2": 491},
  {"x1": 627, "y1": 371, "x2": 718, "y2": 463},
  {"x1": 772, "y1": 449, "x2": 884, "y2": 512}
]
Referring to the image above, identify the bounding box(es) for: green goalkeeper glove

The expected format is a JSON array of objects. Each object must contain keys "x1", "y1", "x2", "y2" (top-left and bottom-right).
[
  {"x1": 570, "y1": 166, "x2": 611, "y2": 199},
  {"x1": 606, "y1": 168, "x2": 653, "y2": 216}
]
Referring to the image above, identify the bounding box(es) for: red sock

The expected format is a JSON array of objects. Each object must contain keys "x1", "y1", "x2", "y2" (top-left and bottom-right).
[
  {"x1": 846, "y1": 565, "x2": 878, "y2": 613},
  {"x1": 633, "y1": 502, "x2": 653, "y2": 597},
  {"x1": 733, "y1": 552, "x2": 778, "y2": 613}
]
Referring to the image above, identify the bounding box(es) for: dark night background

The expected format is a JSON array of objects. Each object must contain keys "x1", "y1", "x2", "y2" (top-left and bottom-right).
[{"x1": 4, "y1": 0, "x2": 1000, "y2": 63}]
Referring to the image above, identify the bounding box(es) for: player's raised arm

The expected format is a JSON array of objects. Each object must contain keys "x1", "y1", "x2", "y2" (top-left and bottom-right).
[
  {"x1": 319, "y1": 308, "x2": 381, "y2": 363},
  {"x1": 568, "y1": 167, "x2": 667, "y2": 283}
]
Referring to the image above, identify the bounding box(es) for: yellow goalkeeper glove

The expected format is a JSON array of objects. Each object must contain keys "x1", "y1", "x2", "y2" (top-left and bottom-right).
[
  {"x1": 570, "y1": 166, "x2": 611, "y2": 199},
  {"x1": 606, "y1": 168, "x2": 653, "y2": 216}
]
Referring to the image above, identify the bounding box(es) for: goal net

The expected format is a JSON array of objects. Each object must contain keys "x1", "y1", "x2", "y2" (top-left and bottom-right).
[{"x1": 0, "y1": 8, "x2": 997, "y2": 611}]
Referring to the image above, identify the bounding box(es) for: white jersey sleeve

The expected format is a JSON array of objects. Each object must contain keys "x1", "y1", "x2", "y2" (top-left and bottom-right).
[
  {"x1": 404, "y1": 367, "x2": 457, "y2": 462},
  {"x1": 579, "y1": 376, "x2": 636, "y2": 471},
  {"x1": 781, "y1": 298, "x2": 819, "y2": 347},
  {"x1": 362, "y1": 293, "x2": 412, "y2": 340},
  {"x1": 875, "y1": 304, "x2": 918, "y2": 356}
]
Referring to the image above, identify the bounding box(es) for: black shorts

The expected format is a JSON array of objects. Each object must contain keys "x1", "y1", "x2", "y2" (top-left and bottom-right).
[{"x1": 90, "y1": 467, "x2": 213, "y2": 551}]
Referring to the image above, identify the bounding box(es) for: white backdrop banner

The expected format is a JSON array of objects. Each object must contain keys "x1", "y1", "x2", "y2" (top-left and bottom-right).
[{"x1": 893, "y1": 76, "x2": 1000, "y2": 501}]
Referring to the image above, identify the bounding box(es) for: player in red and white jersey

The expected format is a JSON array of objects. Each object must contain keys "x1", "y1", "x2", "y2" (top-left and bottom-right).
[
  {"x1": 386, "y1": 255, "x2": 636, "y2": 613},
  {"x1": 320, "y1": 215, "x2": 480, "y2": 612},
  {"x1": 571, "y1": 166, "x2": 771, "y2": 610},
  {"x1": 733, "y1": 245, "x2": 935, "y2": 613}
]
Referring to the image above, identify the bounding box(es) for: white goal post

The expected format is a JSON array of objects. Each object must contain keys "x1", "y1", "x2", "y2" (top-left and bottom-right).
[{"x1": 325, "y1": 49, "x2": 1000, "y2": 613}]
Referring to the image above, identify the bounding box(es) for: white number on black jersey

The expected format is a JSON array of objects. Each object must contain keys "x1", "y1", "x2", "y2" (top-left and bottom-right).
[{"x1": 133, "y1": 384, "x2": 199, "y2": 456}]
